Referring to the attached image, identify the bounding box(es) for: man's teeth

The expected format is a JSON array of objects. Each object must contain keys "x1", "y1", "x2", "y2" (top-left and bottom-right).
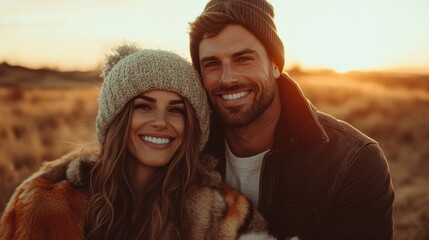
[
  {"x1": 222, "y1": 91, "x2": 249, "y2": 100},
  {"x1": 143, "y1": 136, "x2": 170, "y2": 144}
]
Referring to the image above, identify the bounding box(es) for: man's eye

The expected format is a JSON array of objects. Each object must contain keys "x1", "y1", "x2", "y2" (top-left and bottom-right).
[
  {"x1": 236, "y1": 56, "x2": 252, "y2": 62},
  {"x1": 203, "y1": 61, "x2": 220, "y2": 69}
]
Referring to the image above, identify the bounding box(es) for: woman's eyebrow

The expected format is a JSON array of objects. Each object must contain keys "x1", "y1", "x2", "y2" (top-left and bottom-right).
[
  {"x1": 136, "y1": 95, "x2": 155, "y2": 102},
  {"x1": 136, "y1": 95, "x2": 184, "y2": 105},
  {"x1": 170, "y1": 99, "x2": 185, "y2": 105}
]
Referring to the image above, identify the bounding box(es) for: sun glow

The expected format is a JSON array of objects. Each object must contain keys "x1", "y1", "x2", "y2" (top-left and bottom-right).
[
  {"x1": 276, "y1": 0, "x2": 429, "y2": 74},
  {"x1": 0, "y1": 0, "x2": 428, "y2": 73}
]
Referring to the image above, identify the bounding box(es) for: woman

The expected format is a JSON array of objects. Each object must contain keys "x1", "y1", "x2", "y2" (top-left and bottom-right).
[{"x1": 0, "y1": 44, "x2": 273, "y2": 239}]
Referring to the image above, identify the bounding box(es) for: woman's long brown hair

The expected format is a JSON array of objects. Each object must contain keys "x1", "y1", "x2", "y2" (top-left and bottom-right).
[{"x1": 85, "y1": 98, "x2": 202, "y2": 239}]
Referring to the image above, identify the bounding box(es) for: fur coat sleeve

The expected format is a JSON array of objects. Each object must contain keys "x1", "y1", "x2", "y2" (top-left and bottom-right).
[
  {"x1": 0, "y1": 147, "x2": 97, "y2": 240},
  {"x1": 0, "y1": 147, "x2": 275, "y2": 240}
]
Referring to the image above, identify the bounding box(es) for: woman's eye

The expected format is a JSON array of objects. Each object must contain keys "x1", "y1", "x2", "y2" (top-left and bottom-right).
[
  {"x1": 170, "y1": 108, "x2": 185, "y2": 115},
  {"x1": 135, "y1": 104, "x2": 151, "y2": 110}
]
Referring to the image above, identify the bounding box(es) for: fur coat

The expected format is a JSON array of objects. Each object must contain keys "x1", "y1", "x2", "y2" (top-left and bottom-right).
[{"x1": 0, "y1": 147, "x2": 275, "y2": 240}]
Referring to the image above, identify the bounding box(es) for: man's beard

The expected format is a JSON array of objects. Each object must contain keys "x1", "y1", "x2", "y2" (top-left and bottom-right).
[{"x1": 210, "y1": 75, "x2": 276, "y2": 129}]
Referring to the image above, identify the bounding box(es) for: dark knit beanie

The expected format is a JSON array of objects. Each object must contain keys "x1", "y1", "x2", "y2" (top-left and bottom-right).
[{"x1": 190, "y1": 0, "x2": 284, "y2": 73}]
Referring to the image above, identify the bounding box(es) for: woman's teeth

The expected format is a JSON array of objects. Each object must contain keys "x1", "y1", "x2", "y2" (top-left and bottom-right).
[{"x1": 142, "y1": 136, "x2": 170, "y2": 144}]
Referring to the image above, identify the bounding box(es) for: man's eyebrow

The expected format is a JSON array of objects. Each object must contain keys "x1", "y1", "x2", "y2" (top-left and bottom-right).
[
  {"x1": 200, "y1": 56, "x2": 218, "y2": 64},
  {"x1": 232, "y1": 48, "x2": 257, "y2": 58},
  {"x1": 200, "y1": 48, "x2": 258, "y2": 64}
]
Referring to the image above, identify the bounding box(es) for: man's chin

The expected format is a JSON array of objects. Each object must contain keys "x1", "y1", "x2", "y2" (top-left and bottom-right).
[
  {"x1": 215, "y1": 105, "x2": 254, "y2": 128},
  {"x1": 220, "y1": 114, "x2": 252, "y2": 129}
]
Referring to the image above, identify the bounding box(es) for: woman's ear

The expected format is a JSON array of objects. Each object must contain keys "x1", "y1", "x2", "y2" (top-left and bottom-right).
[{"x1": 272, "y1": 64, "x2": 280, "y2": 79}]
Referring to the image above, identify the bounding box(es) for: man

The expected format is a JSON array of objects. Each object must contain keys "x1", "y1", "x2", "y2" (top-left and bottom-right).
[{"x1": 189, "y1": 0, "x2": 394, "y2": 239}]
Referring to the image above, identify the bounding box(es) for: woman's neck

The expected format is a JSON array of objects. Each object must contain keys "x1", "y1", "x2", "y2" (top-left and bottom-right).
[{"x1": 127, "y1": 157, "x2": 158, "y2": 192}]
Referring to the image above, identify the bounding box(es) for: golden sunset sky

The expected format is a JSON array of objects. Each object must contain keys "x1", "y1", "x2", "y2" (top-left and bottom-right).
[{"x1": 1, "y1": 0, "x2": 428, "y2": 73}]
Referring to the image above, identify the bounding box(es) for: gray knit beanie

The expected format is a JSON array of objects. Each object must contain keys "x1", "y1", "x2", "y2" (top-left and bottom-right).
[
  {"x1": 189, "y1": 0, "x2": 284, "y2": 74},
  {"x1": 96, "y1": 44, "x2": 211, "y2": 151}
]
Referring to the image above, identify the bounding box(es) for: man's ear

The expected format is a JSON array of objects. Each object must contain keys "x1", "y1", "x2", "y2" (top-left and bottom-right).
[{"x1": 272, "y1": 64, "x2": 280, "y2": 79}]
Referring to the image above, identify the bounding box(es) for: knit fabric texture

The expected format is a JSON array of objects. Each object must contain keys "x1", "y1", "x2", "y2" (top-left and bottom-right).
[
  {"x1": 96, "y1": 45, "x2": 211, "y2": 151},
  {"x1": 190, "y1": 0, "x2": 285, "y2": 73}
]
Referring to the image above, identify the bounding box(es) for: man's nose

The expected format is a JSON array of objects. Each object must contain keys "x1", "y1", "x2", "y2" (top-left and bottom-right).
[{"x1": 220, "y1": 64, "x2": 239, "y2": 85}]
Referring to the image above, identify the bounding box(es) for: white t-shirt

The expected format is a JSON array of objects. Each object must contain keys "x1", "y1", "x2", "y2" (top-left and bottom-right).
[{"x1": 225, "y1": 142, "x2": 270, "y2": 207}]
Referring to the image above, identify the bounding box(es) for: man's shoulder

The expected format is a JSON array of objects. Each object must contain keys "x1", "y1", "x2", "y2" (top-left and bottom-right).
[
  {"x1": 276, "y1": 110, "x2": 387, "y2": 180},
  {"x1": 317, "y1": 111, "x2": 377, "y2": 146},
  {"x1": 314, "y1": 111, "x2": 390, "y2": 185}
]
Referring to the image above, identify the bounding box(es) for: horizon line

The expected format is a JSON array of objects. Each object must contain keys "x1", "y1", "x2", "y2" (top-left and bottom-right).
[{"x1": 1, "y1": 61, "x2": 429, "y2": 76}]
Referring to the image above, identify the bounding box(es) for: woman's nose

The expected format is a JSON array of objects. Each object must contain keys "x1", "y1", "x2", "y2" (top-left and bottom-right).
[{"x1": 151, "y1": 111, "x2": 167, "y2": 129}]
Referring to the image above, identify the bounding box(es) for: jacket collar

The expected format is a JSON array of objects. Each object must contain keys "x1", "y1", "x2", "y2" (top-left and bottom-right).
[{"x1": 274, "y1": 73, "x2": 329, "y2": 149}]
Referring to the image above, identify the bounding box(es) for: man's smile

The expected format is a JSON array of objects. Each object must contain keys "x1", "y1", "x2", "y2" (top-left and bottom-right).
[{"x1": 220, "y1": 91, "x2": 250, "y2": 100}]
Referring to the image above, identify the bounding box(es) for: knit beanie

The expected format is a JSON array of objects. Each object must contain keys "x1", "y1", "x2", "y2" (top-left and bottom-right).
[
  {"x1": 190, "y1": 0, "x2": 284, "y2": 73},
  {"x1": 96, "y1": 44, "x2": 211, "y2": 151}
]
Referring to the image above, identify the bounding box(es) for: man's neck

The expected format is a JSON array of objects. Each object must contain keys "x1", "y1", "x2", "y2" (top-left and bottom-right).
[{"x1": 224, "y1": 90, "x2": 281, "y2": 157}]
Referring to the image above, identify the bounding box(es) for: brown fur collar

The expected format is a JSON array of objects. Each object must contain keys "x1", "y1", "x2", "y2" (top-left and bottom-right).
[{"x1": 0, "y1": 146, "x2": 275, "y2": 239}]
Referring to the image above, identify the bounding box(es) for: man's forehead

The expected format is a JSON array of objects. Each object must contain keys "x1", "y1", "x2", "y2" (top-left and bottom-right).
[{"x1": 199, "y1": 25, "x2": 265, "y2": 58}]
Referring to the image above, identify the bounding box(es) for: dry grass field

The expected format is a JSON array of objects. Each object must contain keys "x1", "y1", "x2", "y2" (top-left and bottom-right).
[{"x1": 1, "y1": 63, "x2": 428, "y2": 239}]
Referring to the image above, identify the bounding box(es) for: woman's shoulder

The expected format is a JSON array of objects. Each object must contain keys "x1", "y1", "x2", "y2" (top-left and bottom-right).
[
  {"x1": 0, "y1": 146, "x2": 98, "y2": 239},
  {"x1": 8, "y1": 145, "x2": 97, "y2": 203}
]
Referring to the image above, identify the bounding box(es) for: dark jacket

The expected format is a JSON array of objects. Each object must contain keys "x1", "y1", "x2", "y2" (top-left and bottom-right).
[{"x1": 205, "y1": 73, "x2": 395, "y2": 240}]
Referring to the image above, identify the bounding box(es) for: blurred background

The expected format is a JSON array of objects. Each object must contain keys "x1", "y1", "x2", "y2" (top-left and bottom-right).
[{"x1": 1, "y1": 0, "x2": 428, "y2": 239}]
